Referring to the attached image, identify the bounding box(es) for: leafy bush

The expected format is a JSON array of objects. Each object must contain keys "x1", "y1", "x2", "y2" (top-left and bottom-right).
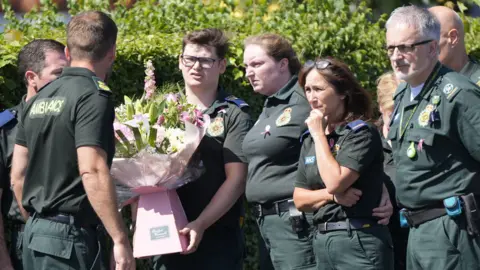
[{"x1": 2, "y1": 0, "x2": 480, "y2": 269}]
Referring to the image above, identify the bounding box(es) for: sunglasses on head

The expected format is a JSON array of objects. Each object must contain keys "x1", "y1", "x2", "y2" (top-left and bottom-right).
[{"x1": 304, "y1": 59, "x2": 332, "y2": 70}]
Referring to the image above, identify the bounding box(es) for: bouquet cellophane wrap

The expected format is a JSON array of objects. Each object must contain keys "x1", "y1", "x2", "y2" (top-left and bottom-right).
[{"x1": 111, "y1": 120, "x2": 208, "y2": 258}]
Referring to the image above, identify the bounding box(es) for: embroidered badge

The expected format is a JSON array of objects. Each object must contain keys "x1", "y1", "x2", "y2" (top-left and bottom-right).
[
  {"x1": 418, "y1": 106, "x2": 434, "y2": 127},
  {"x1": 431, "y1": 95, "x2": 440, "y2": 105},
  {"x1": 443, "y1": 84, "x2": 454, "y2": 95},
  {"x1": 305, "y1": 156, "x2": 316, "y2": 165},
  {"x1": 92, "y1": 76, "x2": 111, "y2": 92},
  {"x1": 276, "y1": 108, "x2": 292, "y2": 127},
  {"x1": 207, "y1": 117, "x2": 224, "y2": 137}
]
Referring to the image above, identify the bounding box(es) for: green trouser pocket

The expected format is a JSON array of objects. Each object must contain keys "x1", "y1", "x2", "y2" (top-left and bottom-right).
[
  {"x1": 23, "y1": 217, "x2": 100, "y2": 270},
  {"x1": 28, "y1": 234, "x2": 74, "y2": 259}
]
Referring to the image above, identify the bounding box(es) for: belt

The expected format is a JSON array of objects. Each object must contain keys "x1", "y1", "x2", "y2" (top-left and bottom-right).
[
  {"x1": 316, "y1": 218, "x2": 376, "y2": 232},
  {"x1": 251, "y1": 200, "x2": 290, "y2": 217},
  {"x1": 37, "y1": 213, "x2": 98, "y2": 228},
  {"x1": 402, "y1": 207, "x2": 447, "y2": 227}
]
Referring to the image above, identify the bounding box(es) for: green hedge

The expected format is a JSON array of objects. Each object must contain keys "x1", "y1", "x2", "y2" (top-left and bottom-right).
[{"x1": 2, "y1": 0, "x2": 480, "y2": 269}]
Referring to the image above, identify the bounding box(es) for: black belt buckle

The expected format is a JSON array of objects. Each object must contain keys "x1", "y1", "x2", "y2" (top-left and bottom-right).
[
  {"x1": 252, "y1": 204, "x2": 263, "y2": 218},
  {"x1": 287, "y1": 199, "x2": 305, "y2": 233}
]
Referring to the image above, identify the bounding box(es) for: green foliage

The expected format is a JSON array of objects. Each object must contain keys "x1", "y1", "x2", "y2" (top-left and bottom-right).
[{"x1": 2, "y1": 0, "x2": 480, "y2": 268}]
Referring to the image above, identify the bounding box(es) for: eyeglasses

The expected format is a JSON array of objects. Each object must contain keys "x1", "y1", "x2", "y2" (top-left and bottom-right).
[
  {"x1": 304, "y1": 59, "x2": 332, "y2": 70},
  {"x1": 386, "y1": 39, "x2": 433, "y2": 57},
  {"x1": 181, "y1": 55, "x2": 219, "y2": 69}
]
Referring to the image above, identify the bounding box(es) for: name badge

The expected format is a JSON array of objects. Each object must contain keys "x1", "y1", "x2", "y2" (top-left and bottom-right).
[{"x1": 305, "y1": 156, "x2": 316, "y2": 165}]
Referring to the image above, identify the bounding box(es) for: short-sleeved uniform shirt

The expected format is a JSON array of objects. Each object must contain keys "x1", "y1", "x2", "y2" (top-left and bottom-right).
[
  {"x1": 15, "y1": 67, "x2": 115, "y2": 218},
  {"x1": 0, "y1": 99, "x2": 26, "y2": 221},
  {"x1": 243, "y1": 76, "x2": 311, "y2": 204},
  {"x1": 460, "y1": 55, "x2": 480, "y2": 85},
  {"x1": 295, "y1": 121, "x2": 386, "y2": 223},
  {"x1": 388, "y1": 62, "x2": 480, "y2": 209},
  {"x1": 177, "y1": 89, "x2": 253, "y2": 229}
]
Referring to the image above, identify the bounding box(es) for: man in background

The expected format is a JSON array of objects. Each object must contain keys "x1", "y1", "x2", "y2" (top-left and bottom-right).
[{"x1": 0, "y1": 39, "x2": 67, "y2": 270}]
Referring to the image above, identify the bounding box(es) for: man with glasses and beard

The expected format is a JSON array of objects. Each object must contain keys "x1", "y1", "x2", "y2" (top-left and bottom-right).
[{"x1": 385, "y1": 5, "x2": 480, "y2": 270}]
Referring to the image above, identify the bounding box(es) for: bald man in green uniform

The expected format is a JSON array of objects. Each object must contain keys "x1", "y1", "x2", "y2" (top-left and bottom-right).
[
  {"x1": 429, "y1": 6, "x2": 480, "y2": 85},
  {"x1": 386, "y1": 6, "x2": 480, "y2": 269}
]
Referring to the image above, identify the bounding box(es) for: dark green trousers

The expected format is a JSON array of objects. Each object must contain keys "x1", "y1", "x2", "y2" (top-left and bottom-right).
[
  {"x1": 313, "y1": 226, "x2": 394, "y2": 270},
  {"x1": 22, "y1": 215, "x2": 103, "y2": 270},
  {"x1": 152, "y1": 225, "x2": 244, "y2": 270},
  {"x1": 407, "y1": 215, "x2": 480, "y2": 270},
  {"x1": 257, "y1": 212, "x2": 316, "y2": 270},
  {"x1": 9, "y1": 224, "x2": 23, "y2": 270}
]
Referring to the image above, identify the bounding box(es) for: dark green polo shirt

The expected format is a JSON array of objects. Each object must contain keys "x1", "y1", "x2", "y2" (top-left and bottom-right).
[
  {"x1": 460, "y1": 55, "x2": 480, "y2": 85},
  {"x1": 177, "y1": 89, "x2": 253, "y2": 229},
  {"x1": 243, "y1": 76, "x2": 311, "y2": 204},
  {"x1": 0, "y1": 98, "x2": 25, "y2": 221},
  {"x1": 295, "y1": 122, "x2": 385, "y2": 223},
  {"x1": 388, "y1": 62, "x2": 480, "y2": 209},
  {"x1": 15, "y1": 67, "x2": 115, "y2": 217}
]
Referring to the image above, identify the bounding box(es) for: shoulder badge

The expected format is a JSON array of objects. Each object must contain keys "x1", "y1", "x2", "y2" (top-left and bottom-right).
[
  {"x1": 225, "y1": 95, "x2": 249, "y2": 108},
  {"x1": 92, "y1": 76, "x2": 111, "y2": 94},
  {"x1": 441, "y1": 82, "x2": 461, "y2": 101},
  {"x1": 276, "y1": 108, "x2": 292, "y2": 127},
  {"x1": 207, "y1": 116, "x2": 224, "y2": 137},
  {"x1": 346, "y1": 119, "x2": 367, "y2": 133},
  {"x1": 300, "y1": 130, "x2": 310, "y2": 143},
  {"x1": 0, "y1": 110, "x2": 16, "y2": 128}
]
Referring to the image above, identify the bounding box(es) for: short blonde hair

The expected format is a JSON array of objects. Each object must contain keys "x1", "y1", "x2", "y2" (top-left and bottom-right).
[{"x1": 376, "y1": 71, "x2": 399, "y2": 112}]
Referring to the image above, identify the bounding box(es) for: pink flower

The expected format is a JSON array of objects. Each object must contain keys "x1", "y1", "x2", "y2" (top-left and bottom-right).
[
  {"x1": 180, "y1": 111, "x2": 191, "y2": 123},
  {"x1": 165, "y1": 93, "x2": 178, "y2": 103},
  {"x1": 177, "y1": 105, "x2": 183, "y2": 111},
  {"x1": 144, "y1": 60, "x2": 156, "y2": 99},
  {"x1": 113, "y1": 122, "x2": 134, "y2": 142},
  {"x1": 157, "y1": 115, "x2": 165, "y2": 126}
]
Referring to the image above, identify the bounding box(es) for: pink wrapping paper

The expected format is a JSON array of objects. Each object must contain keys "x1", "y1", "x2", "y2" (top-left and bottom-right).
[{"x1": 133, "y1": 190, "x2": 188, "y2": 257}]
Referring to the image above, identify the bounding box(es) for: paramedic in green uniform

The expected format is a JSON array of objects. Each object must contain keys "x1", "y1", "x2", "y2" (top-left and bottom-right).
[
  {"x1": 386, "y1": 5, "x2": 480, "y2": 269},
  {"x1": 429, "y1": 6, "x2": 480, "y2": 84},
  {"x1": 242, "y1": 34, "x2": 393, "y2": 270},
  {"x1": 10, "y1": 11, "x2": 134, "y2": 270},
  {"x1": 0, "y1": 39, "x2": 67, "y2": 270},
  {"x1": 293, "y1": 57, "x2": 394, "y2": 270},
  {"x1": 152, "y1": 28, "x2": 252, "y2": 270}
]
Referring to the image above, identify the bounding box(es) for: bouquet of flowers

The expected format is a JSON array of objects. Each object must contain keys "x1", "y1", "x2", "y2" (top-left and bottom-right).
[{"x1": 110, "y1": 60, "x2": 210, "y2": 257}]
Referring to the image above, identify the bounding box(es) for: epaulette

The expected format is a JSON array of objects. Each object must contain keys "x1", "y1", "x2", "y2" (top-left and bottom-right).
[
  {"x1": 0, "y1": 109, "x2": 16, "y2": 128},
  {"x1": 440, "y1": 80, "x2": 462, "y2": 102},
  {"x1": 300, "y1": 130, "x2": 310, "y2": 143},
  {"x1": 225, "y1": 95, "x2": 249, "y2": 108},
  {"x1": 346, "y1": 119, "x2": 367, "y2": 133},
  {"x1": 393, "y1": 81, "x2": 408, "y2": 100},
  {"x1": 91, "y1": 76, "x2": 112, "y2": 95}
]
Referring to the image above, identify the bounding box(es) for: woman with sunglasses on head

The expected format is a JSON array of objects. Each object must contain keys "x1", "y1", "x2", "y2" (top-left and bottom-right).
[
  {"x1": 293, "y1": 57, "x2": 394, "y2": 270},
  {"x1": 242, "y1": 34, "x2": 393, "y2": 270}
]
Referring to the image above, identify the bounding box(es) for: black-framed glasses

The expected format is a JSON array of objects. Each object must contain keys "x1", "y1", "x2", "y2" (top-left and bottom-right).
[
  {"x1": 386, "y1": 39, "x2": 433, "y2": 57},
  {"x1": 304, "y1": 59, "x2": 332, "y2": 70},
  {"x1": 181, "y1": 55, "x2": 219, "y2": 69}
]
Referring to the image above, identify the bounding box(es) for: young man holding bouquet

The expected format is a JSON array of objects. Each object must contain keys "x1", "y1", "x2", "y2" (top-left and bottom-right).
[
  {"x1": 153, "y1": 28, "x2": 253, "y2": 270},
  {"x1": 10, "y1": 11, "x2": 134, "y2": 270}
]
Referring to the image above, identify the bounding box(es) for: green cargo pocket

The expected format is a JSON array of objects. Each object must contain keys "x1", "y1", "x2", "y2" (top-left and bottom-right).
[{"x1": 28, "y1": 234, "x2": 73, "y2": 259}]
